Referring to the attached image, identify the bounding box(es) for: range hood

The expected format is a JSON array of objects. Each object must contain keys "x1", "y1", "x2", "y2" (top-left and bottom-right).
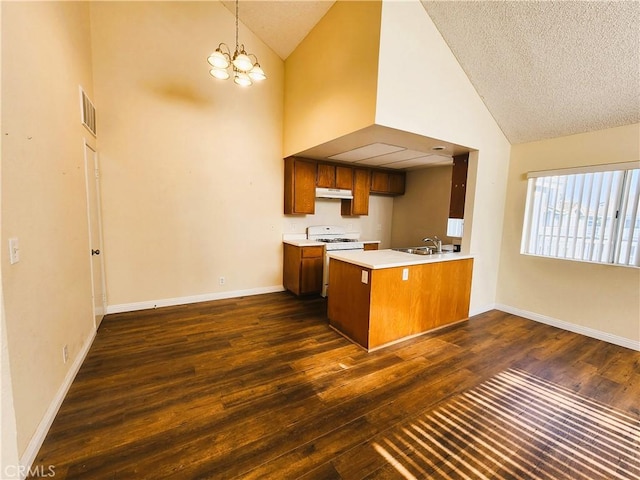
[{"x1": 315, "y1": 187, "x2": 353, "y2": 199}]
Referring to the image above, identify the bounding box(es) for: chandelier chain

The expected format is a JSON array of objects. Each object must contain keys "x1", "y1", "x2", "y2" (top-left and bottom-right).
[{"x1": 235, "y1": 0, "x2": 239, "y2": 52}]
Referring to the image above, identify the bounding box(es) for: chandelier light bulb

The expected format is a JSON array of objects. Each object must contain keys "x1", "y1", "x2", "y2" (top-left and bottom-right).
[
  {"x1": 234, "y1": 72, "x2": 252, "y2": 87},
  {"x1": 248, "y1": 64, "x2": 266, "y2": 82},
  {"x1": 207, "y1": 49, "x2": 229, "y2": 69},
  {"x1": 210, "y1": 68, "x2": 230, "y2": 80},
  {"x1": 232, "y1": 51, "x2": 254, "y2": 72}
]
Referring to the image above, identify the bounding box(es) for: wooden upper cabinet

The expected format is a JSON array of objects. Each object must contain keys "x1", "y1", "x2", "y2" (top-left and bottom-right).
[
  {"x1": 335, "y1": 166, "x2": 354, "y2": 189},
  {"x1": 284, "y1": 157, "x2": 316, "y2": 215},
  {"x1": 285, "y1": 156, "x2": 406, "y2": 216},
  {"x1": 388, "y1": 172, "x2": 406, "y2": 195},
  {"x1": 341, "y1": 168, "x2": 370, "y2": 216},
  {"x1": 370, "y1": 170, "x2": 406, "y2": 195},
  {"x1": 449, "y1": 153, "x2": 469, "y2": 219},
  {"x1": 317, "y1": 163, "x2": 353, "y2": 189},
  {"x1": 316, "y1": 164, "x2": 335, "y2": 188},
  {"x1": 370, "y1": 171, "x2": 389, "y2": 193}
]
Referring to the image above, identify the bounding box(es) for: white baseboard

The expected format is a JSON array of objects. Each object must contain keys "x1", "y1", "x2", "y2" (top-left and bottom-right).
[
  {"x1": 495, "y1": 303, "x2": 640, "y2": 351},
  {"x1": 19, "y1": 327, "x2": 97, "y2": 478},
  {"x1": 106, "y1": 285, "x2": 286, "y2": 315},
  {"x1": 469, "y1": 303, "x2": 496, "y2": 317}
]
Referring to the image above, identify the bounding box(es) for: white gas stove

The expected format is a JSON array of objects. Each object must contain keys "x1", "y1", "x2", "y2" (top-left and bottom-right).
[
  {"x1": 307, "y1": 226, "x2": 364, "y2": 297},
  {"x1": 306, "y1": 225, "x2": 364, "y2": 251}
]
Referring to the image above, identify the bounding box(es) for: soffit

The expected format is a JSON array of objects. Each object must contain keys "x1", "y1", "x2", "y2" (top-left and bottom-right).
[{"x1": 224, "y1": 0, "x2": 639, "y2": 164}]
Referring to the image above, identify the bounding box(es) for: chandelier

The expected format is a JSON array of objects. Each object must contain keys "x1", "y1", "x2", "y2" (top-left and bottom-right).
[{"x1": 207, "y1": 0, "x2": 266, "y2": 87}]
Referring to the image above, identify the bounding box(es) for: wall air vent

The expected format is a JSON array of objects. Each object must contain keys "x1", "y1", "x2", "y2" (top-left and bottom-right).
[{"x1": 80, "y1": 87, "x2": 96, "y2": 136}]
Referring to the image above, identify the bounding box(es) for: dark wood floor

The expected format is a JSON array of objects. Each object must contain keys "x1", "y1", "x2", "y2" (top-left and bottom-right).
[{"x1": 30, "y1": 292, "x2": 640, "y2": 479}]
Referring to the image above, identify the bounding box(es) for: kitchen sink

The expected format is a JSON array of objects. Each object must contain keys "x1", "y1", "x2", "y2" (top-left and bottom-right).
[
  {"x1": 392, "y1": 247, "x2": 456, "y2": 256},
  {"x1": 392, "y1": 247, "x2": 433, "y2": 255}
]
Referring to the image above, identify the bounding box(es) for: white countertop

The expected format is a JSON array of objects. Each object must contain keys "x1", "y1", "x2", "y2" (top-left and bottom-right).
[
  {"x1": 283, "y1": 238, "x2": 381, "y2": 247},
  {"x1": 327, "y1": 249, "x2": 473, "y2": 269},
  {"x1": 283, "y1": 239, "x2": 324, "y2": 247}
]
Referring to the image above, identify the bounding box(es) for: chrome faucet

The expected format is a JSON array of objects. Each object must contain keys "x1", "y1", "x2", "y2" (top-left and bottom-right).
[{"x1": 422, "y1": 236, "x2": 442, "y2": 253}]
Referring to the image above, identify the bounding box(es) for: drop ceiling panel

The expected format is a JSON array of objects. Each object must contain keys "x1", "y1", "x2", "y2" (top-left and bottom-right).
[
  {"x1": 328, "y1": 143, "x2": 405, "y2": 162},
  {"x1": 354, "y1": 149, "x2": 430, "y2": 166},
  {"x1": 385, "y1": 154, "x2": 453, "y2": 169}
]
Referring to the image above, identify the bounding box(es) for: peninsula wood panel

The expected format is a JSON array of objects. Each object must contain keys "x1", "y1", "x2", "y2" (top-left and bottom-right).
[
  {"x1": 433, "y1": 257, "x2": 473, "y2": 323},
  {"x1": 368, "y1": 266, "x2": 424, "y2": 347},
  {"x1": 327, "y1": 259, "x2": 370, "y2": 347},
  {"x1": 327, "y1": 257, "x2": 474, "y2": 350},
  {"x1": 368, "y1": 259, "x2": 473, "y2": 349}
]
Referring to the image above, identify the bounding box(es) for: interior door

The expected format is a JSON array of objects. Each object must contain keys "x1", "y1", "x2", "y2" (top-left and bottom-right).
[{"x1": 84, "y1": 141, "x2": 107, "y2": 328}]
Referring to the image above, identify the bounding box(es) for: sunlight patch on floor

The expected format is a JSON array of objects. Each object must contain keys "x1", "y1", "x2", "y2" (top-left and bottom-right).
[{"x1": 373, "y1": 368, "x2": 640, "y2": 479}]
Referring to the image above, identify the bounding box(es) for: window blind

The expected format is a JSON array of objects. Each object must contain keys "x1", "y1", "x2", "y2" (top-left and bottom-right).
[{"x1": 521, "y1": 166, "x2": 639, "y2": 267}]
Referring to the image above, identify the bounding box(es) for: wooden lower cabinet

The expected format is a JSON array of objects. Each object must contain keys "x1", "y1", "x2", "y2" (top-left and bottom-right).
[
  {"x1": 363, "y1": 243, "x2": 379, "y2": 251},
  {"x1": 283, "y1": 244, "x2": 324, "y2": 296},
  {"x1": 328, "y1": 258, "x2": 473, "y2": 350}
]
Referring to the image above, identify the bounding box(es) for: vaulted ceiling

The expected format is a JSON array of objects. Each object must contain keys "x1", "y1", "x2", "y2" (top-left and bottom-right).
[{"x1": 223, "y1": 0, "x2": 640, "y2": 145}]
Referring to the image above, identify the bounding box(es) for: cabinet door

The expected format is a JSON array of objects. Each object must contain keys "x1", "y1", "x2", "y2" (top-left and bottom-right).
[
  {"x1": 370, "y1": 171, "x2": 389, "y2": 193},
  {"x1": 371, "y1": 170, "x2": 405, "y2": 195},
  {"x1": 449, "y1": 153, "x2": 469, "y2": 219},
  {"x1": 364, "y1": 243, "x2": 379, "y2": 251},
  {"x1": 283, "y1": 243, "x2": 301, "y2": 295},
  {"x1": 388, "y1": 172, "x2": 406, "y2": 195},
  {"x1": 301, "y1": 257, "x2": 323, "y2": 294},
  {"x1": 342, "y1": 168, "x2": 370, "y2": 216},
  {"x1": 316, "y1": 164, "x2": 336, "y2": 188},
  {"x1": 284, "y1": 157, "x2": 316, "y2": 214},
  {"x1": 335, "y1": 166, "x2": 353, "y2": 190}
]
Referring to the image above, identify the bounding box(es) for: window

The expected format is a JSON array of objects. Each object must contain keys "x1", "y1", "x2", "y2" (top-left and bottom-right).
[{"x1": 521, "y1": 163, "x2": 640, "y2": 267}]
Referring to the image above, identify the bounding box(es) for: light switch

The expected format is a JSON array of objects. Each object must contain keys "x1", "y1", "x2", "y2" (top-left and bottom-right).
[
  {"x1": 402, "y1": 268, "x2": 409, "y2": 281},
  {"x1": 361, "y1": 270, "x2": 368, "y2": 284},
  {"x1": 9, "y1": 238, "x2": 19, "y2": 264}
]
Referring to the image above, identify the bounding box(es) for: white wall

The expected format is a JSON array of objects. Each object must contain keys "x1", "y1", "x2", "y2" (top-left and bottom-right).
[
  {"x1": 497, "y1": 124, "x2": 640, "y2": 346},
  {"x1": 376, "y1": 0, "x2": 511, "y2": 314},
  {"x1": 283, "y1": 195, "x2": 394, "y2": 247},
  {"x1": 90, "y1": 2, "x2": 286, "y2": 309},
  {"x1": 1, "y1": 0, "x2": 96, "y2": 463}
]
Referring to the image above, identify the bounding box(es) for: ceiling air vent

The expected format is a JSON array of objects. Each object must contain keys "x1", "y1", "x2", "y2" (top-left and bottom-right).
[{"x1": 79, "y1": 87, "x2": 96, "y2": 136}]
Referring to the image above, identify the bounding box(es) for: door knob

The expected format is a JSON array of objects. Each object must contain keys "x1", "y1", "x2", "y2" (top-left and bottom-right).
[{"x1": 91, "y1": 249, "x2": 100, "y2": 256}]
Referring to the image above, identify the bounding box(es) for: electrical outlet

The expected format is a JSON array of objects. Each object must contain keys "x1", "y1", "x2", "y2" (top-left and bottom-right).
[
  {"x1": 219, "y1": 276, "x2": 225, "y2": 285},
  {"x1": 62, "y1": 345, "x2": 69, "y2": 364},
  {"x1": 8, "y1": 237, "x2": 19, "y2": 264},
  {"x1": 402, "y1": 268, "x2": 409, "y2": 281}
]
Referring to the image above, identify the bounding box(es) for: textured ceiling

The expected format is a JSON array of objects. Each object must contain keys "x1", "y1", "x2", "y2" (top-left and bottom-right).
[
  {"x1": 227, "y1": 0, "x2": 639, "y2": 148},
  {"x1": 421, "y1": 0, "x2": 640, "y2": 144},
  {"x1": 221, "y1": 1, "x2": 335, "y2": 59}
]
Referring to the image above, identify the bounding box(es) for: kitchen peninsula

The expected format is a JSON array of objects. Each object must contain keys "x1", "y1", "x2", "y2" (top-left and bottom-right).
[{"x1": 327, "y1": 250, "x2": 473, "y2": 351}]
